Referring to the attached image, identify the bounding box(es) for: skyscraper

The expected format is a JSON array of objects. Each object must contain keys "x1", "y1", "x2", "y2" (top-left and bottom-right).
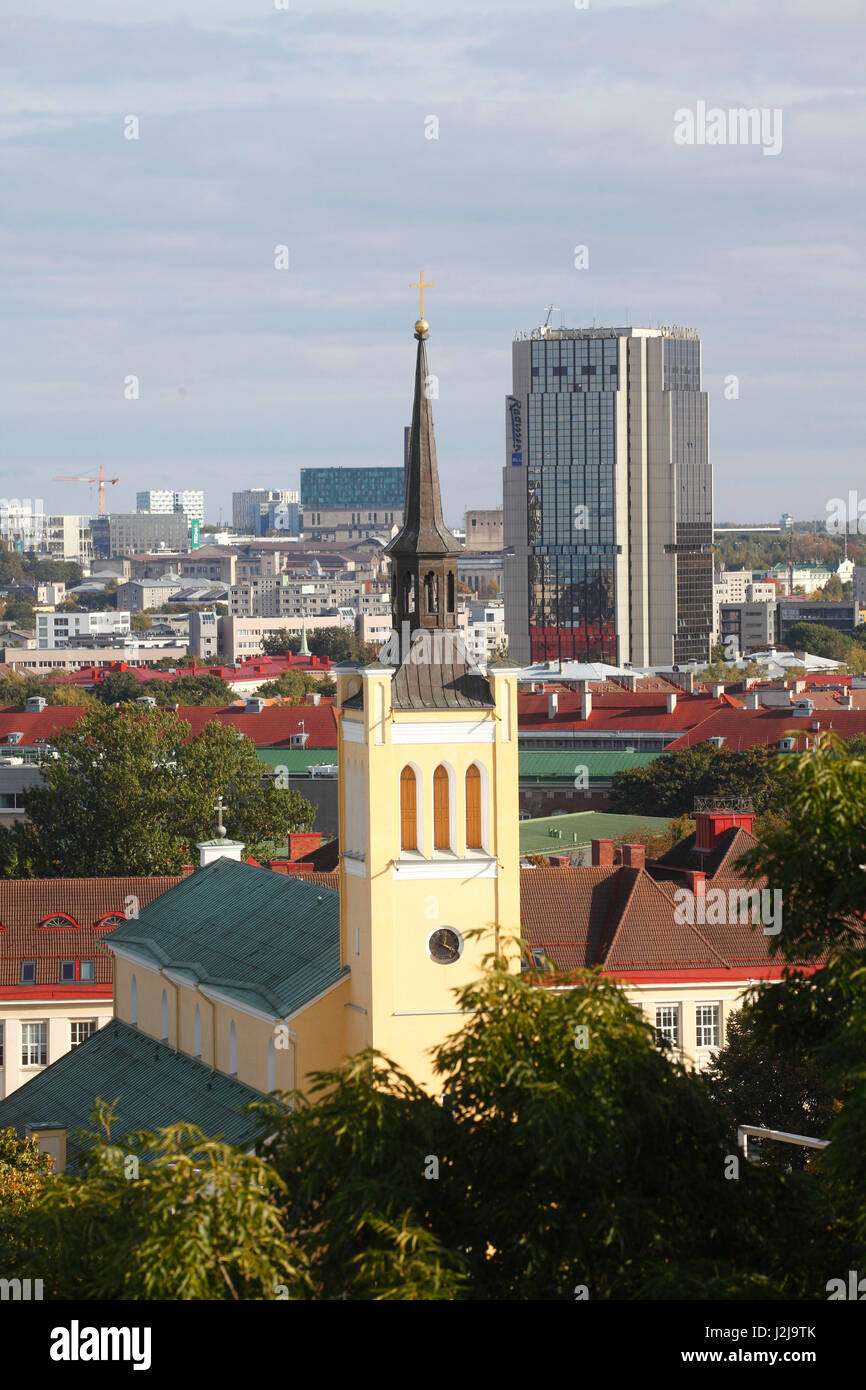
[{"x1": 502, "y1": 324, "x2": 713, "y2": 668}]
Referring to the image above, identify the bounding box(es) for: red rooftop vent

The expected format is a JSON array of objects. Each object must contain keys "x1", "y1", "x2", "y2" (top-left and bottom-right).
[{"x1": 693, "y1": 795, "x2": 755, "y2": 850}]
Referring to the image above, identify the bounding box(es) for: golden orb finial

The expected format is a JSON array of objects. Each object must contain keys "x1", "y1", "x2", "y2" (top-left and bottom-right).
[{"x1": 414, "y1": 318, "x2": 429, "y2": 335}]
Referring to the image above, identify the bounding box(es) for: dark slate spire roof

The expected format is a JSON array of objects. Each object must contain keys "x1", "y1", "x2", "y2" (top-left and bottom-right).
[{"x1": 385, "y1": 328, "x2": 462, "y2": 559}]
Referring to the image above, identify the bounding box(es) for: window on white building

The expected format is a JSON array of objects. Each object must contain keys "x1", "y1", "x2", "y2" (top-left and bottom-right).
[
  {"x1": 21, "y1": 1021, "x2": 47, "y2": 1067},
  {"x1": 655, "y1": 1005, "x2": 680, "y2": 1048},
  {"x1": 70, "y1": 1019, "x2": 97, "y2": 1047},
  {"x1": 696, "y1": 1004, "x2": 721, "y2": 1049}
]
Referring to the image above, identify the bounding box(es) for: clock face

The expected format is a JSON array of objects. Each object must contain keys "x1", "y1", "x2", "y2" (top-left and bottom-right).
[{"x1": 428, "y1": 927, "x2": 463, "y2": 964}]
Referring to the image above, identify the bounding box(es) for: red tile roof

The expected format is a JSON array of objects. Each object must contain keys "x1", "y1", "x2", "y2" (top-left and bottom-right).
[
  {"x1": 519, "y1": 861, "x2": 797, "y2": 982},
  {"x1": 518, "y1": 689, "x2": 727, "y2": 736},
  {"x1": 0, "y1": 876, "x2": 181, "y2": 996},
  {"x1": 666, "y1": 705, "x2": 866, "y2": 751},
  {"x1": 0, "y1": 703, "x2": 338, "y2": 748}
]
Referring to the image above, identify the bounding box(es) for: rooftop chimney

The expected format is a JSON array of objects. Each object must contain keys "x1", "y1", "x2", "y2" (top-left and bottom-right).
[
  {"x1": 684, "y1": 869, "x2": 706, "y2": 897},
  {"x1": 547, "y1": 691, "x2": 559, "y2": 720},
  {"x1": 620, "y1": 843, "x2": 646, "y2": 869},
  {"x1": 666, "y1": 692, "x2": 677, "y2": 714},
  {"x1": 711, "y1": 683, "x2": 724, "y2": 699},
  {"x1": 694, "y1": 806, "x2": 755, "y2": 849},
  {"x1": 581, "y1": 686, "x2": 592, "y2": 721},
  {"x1": 591, "y1": 838, "x2": 614, "y2": 867}
]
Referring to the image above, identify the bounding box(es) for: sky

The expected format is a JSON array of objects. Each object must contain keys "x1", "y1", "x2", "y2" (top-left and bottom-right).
[{"x1": 1, "y1": 0, "x2": 863, "y2": 528}]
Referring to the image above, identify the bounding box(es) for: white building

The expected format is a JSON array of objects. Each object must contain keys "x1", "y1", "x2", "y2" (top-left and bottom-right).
[
  {"x1": 713, "y1": 572, "x2": 776, "y2": 640},
  {"x1": 465, "y1": 599, "x2": 507, "y2": 665},
  {"x1": 0, "y1": 498, "x2": 46, "y2": 550},
  {"x1": 36, "y1": 611, "x2": 131, "y2": 649},
  {"x1": 136, "y1": 490, "x2": 205, "y2": 524}
]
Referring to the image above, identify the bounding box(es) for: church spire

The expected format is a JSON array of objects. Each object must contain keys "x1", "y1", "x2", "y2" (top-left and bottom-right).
[{"x1": 385, "y1": 311, "x2": 461, "y2": 633}]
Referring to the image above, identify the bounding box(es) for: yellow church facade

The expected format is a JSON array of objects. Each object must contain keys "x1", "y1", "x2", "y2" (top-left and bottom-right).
[{"x1": 337, "y1": 657, "x2": 521, "y2": 1087}]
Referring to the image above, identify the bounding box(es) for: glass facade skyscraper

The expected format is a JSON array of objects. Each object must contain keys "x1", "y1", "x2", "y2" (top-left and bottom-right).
[
  {"x1": 300, "y1": 467, "x2": 405, "y2": 510},
  {"x1": 503, "y1": 325, "x2": 713, "y2": 668}
]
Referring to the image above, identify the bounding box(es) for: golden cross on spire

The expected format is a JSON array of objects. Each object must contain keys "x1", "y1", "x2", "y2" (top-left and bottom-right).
[{"x1": 411, "y1": 271, "x2": 434, "y2": 321}]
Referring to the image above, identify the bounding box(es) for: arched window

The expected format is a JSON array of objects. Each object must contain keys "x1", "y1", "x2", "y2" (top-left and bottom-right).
[
  {"x1": 229, "y1": 1020, "x2": 238, "y2": 1077},
  {"x1": 447, "y1": 571, "x2": 455, "y2": 614},
  {"x1": 400, "y1": 766, "x2": 417, "y2": 851},
  {"x1": 402, "y1": 572, "x2": 415, "y2": 617},
  {"x1": 433, "y1": 765, "x2": 450, "y2": 850},
  {"x1": 424, "y1": 571, "x2": 438, "y2": 615},
  {"x1": 161, "y1": 989, "x2": 168, "y2": 1042},
  {"x1": 465, "y1": 765, "x2": 482, "y2": 849},
  {"x1": 267, "y1": 1037, "x2": 276, "y2": 1091},
  {"x1": 130, "y1": 975, "x2": 138, "y2": 1027},
  {"x1": 194, "y1": 1004, "x2": 202, "y2": 1059}
]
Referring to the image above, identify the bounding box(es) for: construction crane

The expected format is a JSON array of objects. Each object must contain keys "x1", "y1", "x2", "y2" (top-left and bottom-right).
[{"x1": 52, "y1": 465, "x2": 120, "y2": 515}]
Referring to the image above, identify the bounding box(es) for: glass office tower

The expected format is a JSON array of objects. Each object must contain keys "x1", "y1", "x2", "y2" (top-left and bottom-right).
[{"x1": 503, "y1": 325, "x2": 713, "y2": 668}]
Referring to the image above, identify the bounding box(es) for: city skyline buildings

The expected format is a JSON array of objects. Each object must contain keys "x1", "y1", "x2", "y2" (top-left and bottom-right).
[{"x1": 3, "y1": 4, "x2": 860, "y2": 530}]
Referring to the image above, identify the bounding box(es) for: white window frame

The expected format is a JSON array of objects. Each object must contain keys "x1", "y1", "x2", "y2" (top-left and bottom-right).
[
  {"x1": 70, "y1": 1019, "x2": 97, "y2": 1048},
  {"x1": 21, "y1": 1021, "x2": 47, "y2": 1067},
  {"x1": 655, "y1": 1003, "x2": 681, "y2": 1049},
  {"x1": 695, "y1": 1002, "x2": 721, "y2": 1050}
]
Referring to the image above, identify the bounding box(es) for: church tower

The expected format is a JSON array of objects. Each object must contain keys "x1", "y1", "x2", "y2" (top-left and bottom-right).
[{"x1": 335, "y1": 310, "x2": 521, "y2": 1090}]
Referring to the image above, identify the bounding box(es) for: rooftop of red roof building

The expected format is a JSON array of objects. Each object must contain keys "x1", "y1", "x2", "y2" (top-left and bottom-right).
[
  {"x1": 0, "y1": 702, "x2": 339, "y2": 747},
  {"x1": 666, "y1": 704, "x2": 866, "y2": 750},
  {"x1": 518, "y1": 688, "x2": 737, "y2": 734}
]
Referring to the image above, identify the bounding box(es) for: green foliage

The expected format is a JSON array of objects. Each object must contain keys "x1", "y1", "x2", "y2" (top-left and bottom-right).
[
  {"x1": 783, "y1": 621, "x2": 854, "y2": 664},
  {"x1": 703, "y1": 1008, "x2": 837, "y2": 1170},
  {"x1": 0, "y1": 671, "x2": 94, "y2": 708},
  {"x1": 0, "y1": 1127, "x2": 55, "y2": 1265},
  {"x1": 610, "y1": 745, "x2": 783, "y2": 819},
  {"x1": 257, "y1": 670, "x2": 336, "y2": 703},
  {"x1": 261, "y1": 626, "x2": 379, "y2": 663},
  {"x1": 129, "y1": 610, "x2": 151, "y2": 631},
  {"x1": 613, "y1": 813, "x2": 695, "y2": 859},
  {"x1": 253, "y1": 961, "x2": 840, "y2": 1299},
  {"x1": 736, "y1": 733, "x2": 866, "y2": 962},
  {"x1": 23, "y1": 1103, "x2": 304, "y2": 1300},
  {"x1": 14, "y1": 704, "x2": 315, "y2": 875},
  {"x1": 94, "y1": 672, "x2": 234, "y2": 707}
]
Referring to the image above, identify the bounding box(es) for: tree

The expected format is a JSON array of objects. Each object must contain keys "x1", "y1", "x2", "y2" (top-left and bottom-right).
[
  {"x1": 22, "y1": 556, "x2": 84, "y2": 587},
  {"x1": 609, "y1": 745, "x2": 784, "y2": 819},
  {"x1": 703, "y1": 1008, "x2": 837, "y2": 1170},
  {"x1": 253, "y1": 960, "x2": 837, "y2": 1300},
  {"x1": 261, "y1": 627, "x2": 379, "y2": 664},
  {"x1": 157, "y1": 674, "x2": 233, "y2": 706},
  {"x1": 613, "y1": 812, "x2": 695, "y2": 859},
  {"x1": 783, "y1": 621, "x2": 851, "y2": 663},
  {"x1": 1, "y1": 594, "x2": 36, "y2": 627},
  {"x1": 130, "y1": 610, "x2": 151, "y2": 631},
  {"x1": 19, "y1": 1103, "x2": 305, "y2": 1300},
  {"x1": 0, "y1": 1127, "x2": 54, "y2": 1268},
  {"x1": 15, "y1": 704, "x2": 315, "y2": 876},
  {"x1": 93, "y1": 671, "x2": 143, "y2": 705},
  {"x1": 733, "y1": 734, "x2": 866, "y2": 1265}
]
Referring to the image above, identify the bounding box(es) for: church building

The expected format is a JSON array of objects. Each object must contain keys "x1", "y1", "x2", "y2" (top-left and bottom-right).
[{"x1": 0, "y1": 313, "x2": 522, "y2": 1166}]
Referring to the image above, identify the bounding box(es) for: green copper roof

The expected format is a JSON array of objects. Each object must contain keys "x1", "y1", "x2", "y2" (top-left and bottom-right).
[
  {"x1": 518, "y1": 751, "x2": 663, "y2": 782},
  {"x1": 108, "y1": 858, "x2": 346, "y2": 1019},
  {"x1": 0, "y1": 1019, "x2": 266, "y2": 1169}
]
